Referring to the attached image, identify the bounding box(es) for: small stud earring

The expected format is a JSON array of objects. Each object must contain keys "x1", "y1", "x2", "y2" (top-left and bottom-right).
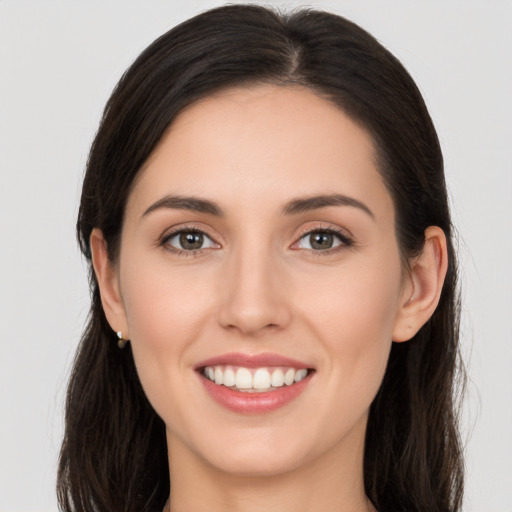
[{"x1": 116, "y1": 331, "x2": 128, "y2": 349}]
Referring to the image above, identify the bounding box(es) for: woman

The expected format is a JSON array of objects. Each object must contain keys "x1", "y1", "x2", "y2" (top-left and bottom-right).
[{"x1": 57, "y1": 4, "x2": 464, "y2": 512}]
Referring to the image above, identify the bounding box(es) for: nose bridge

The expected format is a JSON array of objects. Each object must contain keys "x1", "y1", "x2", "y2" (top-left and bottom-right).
[{"x1": 217, "y1": 232, "x2": 290, "y2": 335}]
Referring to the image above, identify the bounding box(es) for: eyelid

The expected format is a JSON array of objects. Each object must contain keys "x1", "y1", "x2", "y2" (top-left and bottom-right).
[
  {"x1": 159, "y1": 224, "x2": 221, "y2": 255},
  {"x1": 157, "y1": 222, "x2": 353, "y2": 256},
  {"x1": 291, "y1": 224, "x2": 354, "y2": 252}
]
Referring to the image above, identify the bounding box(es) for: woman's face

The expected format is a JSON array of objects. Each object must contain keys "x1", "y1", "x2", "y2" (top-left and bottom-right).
[{"x1": 110, "y1": 85, "x2": 413, "y2": 477}]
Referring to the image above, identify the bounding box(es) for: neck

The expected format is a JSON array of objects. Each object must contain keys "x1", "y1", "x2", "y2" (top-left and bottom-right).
[{"x1": 165, "y1": 427, "x2": 375, "y2": 512}]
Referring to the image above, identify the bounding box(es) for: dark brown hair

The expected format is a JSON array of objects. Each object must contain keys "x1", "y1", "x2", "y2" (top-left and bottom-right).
[{"x1": 58, "y1": 5, "x2": 464, "y2": 511}]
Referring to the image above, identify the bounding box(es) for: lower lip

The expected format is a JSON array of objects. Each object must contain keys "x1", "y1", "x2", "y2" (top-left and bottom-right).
[{"x1": 198, "y1": 371, "x2": 314, "y2": 414}]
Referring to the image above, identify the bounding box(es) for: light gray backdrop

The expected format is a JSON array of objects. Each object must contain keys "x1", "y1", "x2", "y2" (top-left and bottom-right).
[{"x1": 1, "y1": 1, "x2": 511, "y2": 511}]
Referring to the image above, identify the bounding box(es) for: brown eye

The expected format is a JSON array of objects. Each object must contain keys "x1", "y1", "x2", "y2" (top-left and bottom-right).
[
  {"x1": 163, "y1": 230, "x2": 217, "y2": 252},
  {"x1": 309, "y1": 232, "x2": 334, "y2": 250},
  {"x1": 179, "y1": 232, "x2": 204, "y2": 250},
  {"x1": 295, "y1": 229, "x2": 351, "y2": 251}
]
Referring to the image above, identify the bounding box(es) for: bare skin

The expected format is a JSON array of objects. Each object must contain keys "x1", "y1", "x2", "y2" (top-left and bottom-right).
[{"x1": 91, "y1": 85, "x2": 447, "y2": 512}]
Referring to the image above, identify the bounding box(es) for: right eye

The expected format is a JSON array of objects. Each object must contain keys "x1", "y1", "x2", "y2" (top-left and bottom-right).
[{"x1": 162, "y1": 229, "x2": 218, "y2": 254}]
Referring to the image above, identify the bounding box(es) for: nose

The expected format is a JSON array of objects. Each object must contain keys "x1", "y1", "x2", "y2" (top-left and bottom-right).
[{"x1": 217, "y1": 243, "x2": 292, "y2": 337}]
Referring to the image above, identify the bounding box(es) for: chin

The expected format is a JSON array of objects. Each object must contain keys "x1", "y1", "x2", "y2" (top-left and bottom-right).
[
  {"x1": 187, "y1": 424, "x2": 321, "y2": 478},
  {"x1": 209, "y1": 448, "x2": 308, "y2": 478}
]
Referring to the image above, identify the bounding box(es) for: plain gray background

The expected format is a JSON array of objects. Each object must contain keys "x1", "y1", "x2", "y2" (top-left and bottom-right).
[{"x1": 0, "y1": 1, "x2": 511, "y2": 510}]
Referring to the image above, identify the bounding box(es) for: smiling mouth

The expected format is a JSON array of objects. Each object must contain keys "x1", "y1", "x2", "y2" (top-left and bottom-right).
[{"x1": 200, "y1": 365, "x2": 314, "y2": 393}]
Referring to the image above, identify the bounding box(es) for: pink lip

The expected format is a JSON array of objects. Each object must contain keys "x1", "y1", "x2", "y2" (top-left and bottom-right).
[
  {"x1": 197, "y1": 370, "x2": 314, "y2": 414},
  {"x1": 194, "y1": 352, "x2": 315, "y2": 414},
  {"x1": 194, "y1": 352, "x2": 312, "y2": 370}
]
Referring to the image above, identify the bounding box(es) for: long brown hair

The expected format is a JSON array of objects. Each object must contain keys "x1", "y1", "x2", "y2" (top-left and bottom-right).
[{"x1": 58, "y1": 5, "x2": 465, "y2": 511}]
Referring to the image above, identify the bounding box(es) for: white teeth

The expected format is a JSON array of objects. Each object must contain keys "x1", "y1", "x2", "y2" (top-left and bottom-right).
[
  {"x1": 284, "y1": 368, "x2": 295, "y2": 386},
  {"x1": 223, "y1": 368, "x2": 236, "y2": 387},
  {"x1": 294, "y1": 369, "x2": 308, "y2": 382},
  {"x1": 270, "y1": 368, "x2": 285, "y2": 387},
  {"x1": 253, "y1": 368, "x2": 271, "y2": 389},
  {"x1": 202, "y1": 365, "x2": 310, "y2": 391},
  {"x1": 235, "y1": 368, "x2": 253, "y2": 389}
]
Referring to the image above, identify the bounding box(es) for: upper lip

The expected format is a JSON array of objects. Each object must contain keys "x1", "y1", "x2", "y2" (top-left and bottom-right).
[{"x1": 194, "y1": 352, "x2": 313, "y2": 370}]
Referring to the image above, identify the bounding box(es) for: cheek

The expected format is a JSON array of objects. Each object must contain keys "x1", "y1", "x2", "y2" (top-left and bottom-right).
[
  {"x1": 289, "y1": 258, "x2": 403, "y2": 450},
  {"x1": 299, "y1": 254, "x2": 403, "y2": 385},
  {"x1": 121, "y1": 253, "x2": 214, "y2": 346},
  {"x1": 118, "y1": 254, "x2": 217, "y2": 412}
]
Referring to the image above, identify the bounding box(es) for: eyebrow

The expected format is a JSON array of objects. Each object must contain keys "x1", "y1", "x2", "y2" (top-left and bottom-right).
[
  {"x1": 142, "y1": 195, "x2": 224, "y2": 217},
  {"x1": 142, "y1": 193, "x2": 374, "y2": 219},
  {"x1": 282, "y1": 194, "x2": 375, "y2": 219}
]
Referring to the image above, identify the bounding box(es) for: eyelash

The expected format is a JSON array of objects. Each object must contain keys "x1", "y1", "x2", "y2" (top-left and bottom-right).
[
  {"x1": 159, "y1": 225, "x2": 353, "y2": 257},
  {"x1": 159, "y1": 225, "x2": 216, "y2": 258},
  {"x1": 293, "y1": 225, "x2": 354, "y2": 256}
]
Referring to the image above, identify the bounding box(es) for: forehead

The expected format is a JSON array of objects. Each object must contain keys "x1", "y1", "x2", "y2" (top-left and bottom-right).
[{"x1": 128, "y1": 85, "x2": 393, "y2": 222}]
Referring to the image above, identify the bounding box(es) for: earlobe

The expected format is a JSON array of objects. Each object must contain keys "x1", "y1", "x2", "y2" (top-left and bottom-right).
[
  {"x1": 90, "y1": 228, "x2": 129, "y2": 338},
  {"x1": 392, "y1": 226, "x2": 448, "y2": 342}
]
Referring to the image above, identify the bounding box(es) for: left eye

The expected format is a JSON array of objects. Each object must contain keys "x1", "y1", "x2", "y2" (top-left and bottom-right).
[
  {"x1": 296, "y1": 230, "x2": 348, "y2": 251},
  {"x1": 164, "y1": 230, "x2": 217, "y2": 251}
]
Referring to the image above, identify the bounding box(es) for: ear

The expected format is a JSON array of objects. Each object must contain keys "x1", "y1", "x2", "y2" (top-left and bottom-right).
[
  {"x1": 392, "y1": 226, "x2": 448, "y2": 342},
  {"x1": 90, "y1": 228, "x2": 129, "y2": 338}
]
